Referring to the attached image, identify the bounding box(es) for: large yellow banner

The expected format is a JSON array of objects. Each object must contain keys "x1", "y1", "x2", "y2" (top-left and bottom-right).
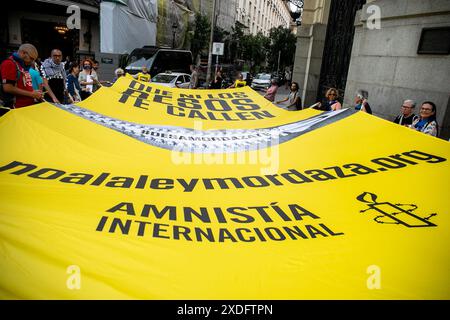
[{"x1": 0, "y1": 77, "x2": 449, "y2": 299}]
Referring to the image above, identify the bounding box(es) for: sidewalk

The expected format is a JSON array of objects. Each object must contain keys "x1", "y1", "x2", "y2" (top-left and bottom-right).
[{"x1": 255, "y1": 84, "x2": 291, "y2": 109}]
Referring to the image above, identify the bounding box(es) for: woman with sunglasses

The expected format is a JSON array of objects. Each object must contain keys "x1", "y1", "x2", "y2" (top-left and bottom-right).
[
  {"x1": 323, "y1": 88, "x2": 342, "y2": 111},
  {"x1": 410, "y1": 101, "x2": 438, "y2": 137}
]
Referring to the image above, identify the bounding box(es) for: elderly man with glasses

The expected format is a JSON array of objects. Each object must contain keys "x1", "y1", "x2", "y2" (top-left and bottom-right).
[
  {"x1": 40, "y1": 49, "x2": 68, "y2": 104},
  {"x1": 393, "y1": 99, "x2": 418, "y2": 126},
  {"x1": 0, "y1": 43, "x2": 44, "y2": 115}
]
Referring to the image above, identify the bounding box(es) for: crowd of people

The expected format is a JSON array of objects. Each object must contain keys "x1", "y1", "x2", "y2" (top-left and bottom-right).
[
  {"x1": 312, "y1": 88, "x2": 438, "y2": 137},
  {"x1": 256, "y1": 74, "x2": 438, "y2": 137},
  {"x1": 0, "y1": 43, "x2": 108, "y2": 116},
  {"x1": 0, "y1": 43, "x2": 441, "y2": 138}
]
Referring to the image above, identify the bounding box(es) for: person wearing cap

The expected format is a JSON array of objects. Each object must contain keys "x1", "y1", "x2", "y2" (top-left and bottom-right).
[{"x1": 0, "y1": 43, "x2": 44, "y2": 115}]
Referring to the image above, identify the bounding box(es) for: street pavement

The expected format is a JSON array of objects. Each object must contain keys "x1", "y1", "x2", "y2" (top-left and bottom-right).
[{"x1": 254, "y1": 84, "x2": 291, "y2": 110}]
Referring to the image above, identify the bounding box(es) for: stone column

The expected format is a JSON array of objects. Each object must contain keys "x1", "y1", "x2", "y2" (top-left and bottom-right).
[{"x1": 292, "y1": 0, "x2": 331, "y2": 108}]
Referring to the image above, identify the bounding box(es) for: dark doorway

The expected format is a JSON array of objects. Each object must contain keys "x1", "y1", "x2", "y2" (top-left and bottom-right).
[
  {"x1": 316, "y1": 0, "x2": 366, "y2": 102},
  {"x1": 21, "y1": 19, "x2": 79, "y2": 61}
]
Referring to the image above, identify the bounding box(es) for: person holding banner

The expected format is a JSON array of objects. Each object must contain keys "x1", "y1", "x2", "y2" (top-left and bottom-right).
[
  {"x1": 113, "y1": 68, "x2": 125, "y2": 83},
  {"x1": 410, "y1": 101, "x2": 438, "y2": 137},
  {"x1": 276, "y1": 81, "x2": 302, "y2": 111},
  {"x1": 209, "y1": 69, "x2": 223, "y2": 89},
  {"x1": 354, "y1": 90, "x2": 372, "y2": 114},
  {"x1": 40, "y1": 49, "x2": 67, "y2": 103},
  {"x1": 133, "y1": 67, "x2": 151, "y2": 82},
  {"x1": 393, "y1": 100, "x2": 418, "y2": 126},
  {"x1": 0, "y1": 43, "x2": 43, "y2": 115},
  {"x1": 30, "y1": 62, "x2": 59, "y2": 104},
  {"x1": 324, "y1": 88, "x2": 342, "y2": 111},
  {"x1": 264, "y1": 78, "x2": 279, "y2": 102},
  {"x1": 228, "y1": 73, "x2": 247, "y2": 89}
]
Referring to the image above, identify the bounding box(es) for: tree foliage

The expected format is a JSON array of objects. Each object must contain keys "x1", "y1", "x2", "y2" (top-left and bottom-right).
[
  {"x1": 229, "y1": 21, "x2": 246, "y2": 62},
  {"x1": 267, "y1": 26, "x2": 296, "y2": 71},
  {"x1": 241, "y1": 32, "x2": 270, "y2": 72},
  {"x1": 191, "y1": 18, "x2": 296, "y2": 73},
  {"x1": 190, "y1": 13, "x2": 210, "y2": 63}
]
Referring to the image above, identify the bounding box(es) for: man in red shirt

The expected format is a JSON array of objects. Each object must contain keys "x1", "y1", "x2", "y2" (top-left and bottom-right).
[{"x1": 0, "y1": 43, "x2": 43, "y2": 115}]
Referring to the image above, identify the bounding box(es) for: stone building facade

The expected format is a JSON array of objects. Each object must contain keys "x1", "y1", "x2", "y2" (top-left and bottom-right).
[
  {"x1": 293, "y1": 0, "x2": 450, "y2": 139},
  {"x1": 235, "y1": 0, "x2": 292, "y2": 36}
]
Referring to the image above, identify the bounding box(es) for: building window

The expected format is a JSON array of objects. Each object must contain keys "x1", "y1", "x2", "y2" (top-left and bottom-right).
[{"x1": 417, "y1": 27, "x2": 450, "y2": 54}]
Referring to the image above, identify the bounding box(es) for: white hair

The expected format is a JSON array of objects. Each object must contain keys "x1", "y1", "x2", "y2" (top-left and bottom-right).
[
  {"x1": 114, "y1": 68, "x2": 124, "y2": 76},
  {"x1": 403, "y1": 99, "x2": 416, "y2": 108}
]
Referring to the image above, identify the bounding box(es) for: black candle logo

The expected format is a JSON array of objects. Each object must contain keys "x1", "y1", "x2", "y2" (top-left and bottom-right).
[{"x1": 357, "y1": 192, "x2": 437, "y2": 228}]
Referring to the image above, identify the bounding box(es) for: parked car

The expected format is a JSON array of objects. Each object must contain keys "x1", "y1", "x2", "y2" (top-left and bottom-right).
[
  {"x1": 251, "y1": 73, "x2": 272, "y2": 91},
  {"x1": 124, "y1": 47, "x2": 192, "y2": 77},
  {"x1": 150, "y1": 72, "x2": 191, "y2": 88},
  {"x1": 271, "y1": 71, "x2": 285, "y2": 85}
]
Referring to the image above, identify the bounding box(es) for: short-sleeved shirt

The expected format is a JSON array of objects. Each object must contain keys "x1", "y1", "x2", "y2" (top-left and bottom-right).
[
  {"x1": 78, "y1": 70, "x2": 98, "y2": 92},
  {"x1": 234, "y1": 79, "x2": 246, "y2": 88},
  {"x1": 0, "y1": 57, "x2": 34, "y2": 108},
  {"x1": 29, "y1": 68, "x2": 43, "y2": 90},
  {"x1": 40, "y1": 59, "x2": 67, "y2": 103},
  {"x1": 137, "y1": 72, "x2": 151, "y2": 82},
  {"x1": 264, "y1": 85, "x2": 278, "y2": 102},
  {"x1": 288, "y1": 91, "x2": 302, "y2": 110}
]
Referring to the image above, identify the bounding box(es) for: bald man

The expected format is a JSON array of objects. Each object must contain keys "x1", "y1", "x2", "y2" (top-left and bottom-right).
[
  {"x1": 40, "y1": 49, "x2": 67, "y2": 103},
  {"x1": 0, "y1": 43, "x2": 44, "y2": 114}
]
